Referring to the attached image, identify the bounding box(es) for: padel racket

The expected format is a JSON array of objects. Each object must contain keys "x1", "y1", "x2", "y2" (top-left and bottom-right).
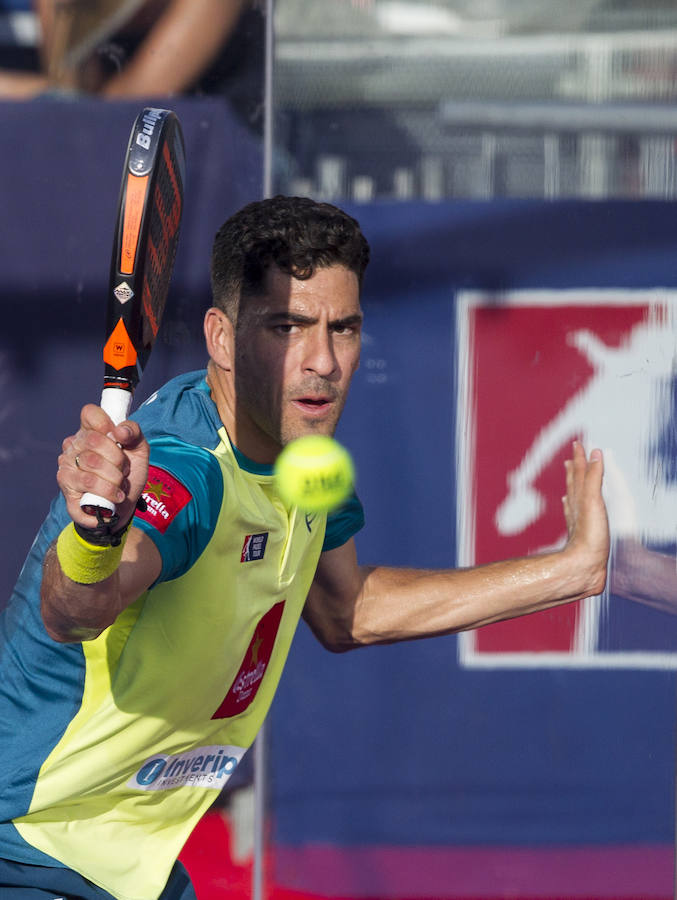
[{"x1": 80, "y1": 107, "x2": 185, "y2": 518}]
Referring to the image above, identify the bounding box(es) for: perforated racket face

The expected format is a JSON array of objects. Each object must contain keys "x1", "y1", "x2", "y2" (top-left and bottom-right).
[
  {"x1": 139, "y1": 129, "x2": 185, "y2": 367},
  {"x1": 103, "y1": 109, "x2": 185, "y2": 392}
]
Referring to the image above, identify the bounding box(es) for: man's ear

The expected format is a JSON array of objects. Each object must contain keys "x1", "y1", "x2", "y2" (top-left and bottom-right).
[{"x1": 204, "y1": 307, "x2": 234, "y2": 371}]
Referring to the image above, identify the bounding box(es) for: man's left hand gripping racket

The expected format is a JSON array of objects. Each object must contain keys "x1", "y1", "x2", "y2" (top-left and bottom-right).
[{"x1": 80, "y1": 107, "x2": 185, "y2": 519}]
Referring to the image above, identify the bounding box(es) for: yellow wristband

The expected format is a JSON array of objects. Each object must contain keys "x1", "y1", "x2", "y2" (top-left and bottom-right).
[{"x1": 56, "y1": 523, "x2": 127, "y2": 585}]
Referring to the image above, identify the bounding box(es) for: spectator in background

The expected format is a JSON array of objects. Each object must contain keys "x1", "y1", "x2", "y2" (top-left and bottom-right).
[
  {"x1": 0, "y1": 0, "x2": 42, "y2": 91},
  {"x1": 0, "y1": 0, "x2": 264, "y2": 129}
]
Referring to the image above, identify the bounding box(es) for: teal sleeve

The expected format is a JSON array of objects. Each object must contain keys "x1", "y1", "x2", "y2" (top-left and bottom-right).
[
  {"x1": 132, "y1": 438, "x2": 224, "y2": 585},
  {"x1": 322, "y1": 491, "x2": 365, "y2": 551}
]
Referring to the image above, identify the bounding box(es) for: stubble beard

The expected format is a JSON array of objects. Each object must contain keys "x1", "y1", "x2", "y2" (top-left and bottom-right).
[{"x1": 278, "y1": 382, "x2": 347, "y2": 446}]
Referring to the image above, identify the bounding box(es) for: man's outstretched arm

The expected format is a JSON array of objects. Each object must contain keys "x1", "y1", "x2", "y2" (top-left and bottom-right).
[{"x1": 304, "y1": 441, "x2": 609, "y2": 652}]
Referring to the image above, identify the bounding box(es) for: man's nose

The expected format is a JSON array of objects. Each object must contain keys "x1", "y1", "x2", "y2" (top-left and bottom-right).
[{"x1": 303, "y1": 329, "x2": 338, "y2": 377}]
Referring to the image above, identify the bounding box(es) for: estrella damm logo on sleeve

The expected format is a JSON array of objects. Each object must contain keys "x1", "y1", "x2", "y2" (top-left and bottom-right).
[{"x1": 136, "y1": 465, "x2": 192, "y2": 534}]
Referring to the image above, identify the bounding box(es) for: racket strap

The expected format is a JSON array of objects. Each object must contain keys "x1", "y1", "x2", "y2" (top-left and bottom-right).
[{"x1": 74, "y1": 496, "x2": 147, "y2": 547}]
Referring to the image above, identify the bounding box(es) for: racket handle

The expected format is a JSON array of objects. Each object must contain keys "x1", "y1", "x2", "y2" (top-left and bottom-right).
[{"x1": 79, "y1": 387, "x2": 133, "y2": 517}]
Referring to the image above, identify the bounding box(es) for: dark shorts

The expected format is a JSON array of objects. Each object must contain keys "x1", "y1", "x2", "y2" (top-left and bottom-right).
[{"x1": 0, "y1": 857, "x2": 197, "y2": 900}]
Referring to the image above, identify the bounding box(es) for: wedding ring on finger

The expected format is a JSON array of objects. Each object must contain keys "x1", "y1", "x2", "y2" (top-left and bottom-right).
[{"x1": 75, "y1": 455, "x2": 82, "y2": 470}]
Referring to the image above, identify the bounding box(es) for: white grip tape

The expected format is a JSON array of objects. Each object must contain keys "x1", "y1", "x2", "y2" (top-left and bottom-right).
[
  {"x1": 79, "y1": 388, "x2": 133, "y2": 514},
  {"x1": 99, "y1": 387, "x2": 133, "y2": 426}
]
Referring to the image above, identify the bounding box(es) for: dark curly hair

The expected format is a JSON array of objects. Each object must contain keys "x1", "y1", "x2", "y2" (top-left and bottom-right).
[{"x1": 210, "y1": 195, "x2": 370, "y2": 319}]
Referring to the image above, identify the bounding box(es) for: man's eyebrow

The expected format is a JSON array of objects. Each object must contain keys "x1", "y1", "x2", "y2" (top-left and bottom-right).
[
  {"x1": 332, "y1": 313, "x2": 364, "y2": 327},
  {"x1": 264, "y1": 311, "x2": 316, "y2": 325},
  {"x1": 264, "y1": 311, "x2": 363, "y2": 327}
]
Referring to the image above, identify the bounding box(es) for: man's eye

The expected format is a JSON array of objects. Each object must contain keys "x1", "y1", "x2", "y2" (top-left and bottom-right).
[{"x1": 274, "y1": 324, "x2": 298, "y2": 334}]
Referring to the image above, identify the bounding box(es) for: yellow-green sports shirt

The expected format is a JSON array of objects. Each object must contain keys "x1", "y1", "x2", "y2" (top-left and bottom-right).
[{"x1": 0, "y1": 370, "x2": 364, "y2": 900}]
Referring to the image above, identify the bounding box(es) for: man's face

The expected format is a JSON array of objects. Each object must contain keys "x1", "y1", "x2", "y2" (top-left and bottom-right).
[{"x1": 233, "y1": 264, "x2": 363, "y2": 459}]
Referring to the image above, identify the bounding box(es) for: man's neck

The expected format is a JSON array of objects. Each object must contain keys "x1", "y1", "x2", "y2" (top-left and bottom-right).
[{"x1": 205, "y1": 360, "x2": 279, "y2": 465}]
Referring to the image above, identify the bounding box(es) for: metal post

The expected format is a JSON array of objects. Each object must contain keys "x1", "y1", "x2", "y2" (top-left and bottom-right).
[
  {"x1": 263, "y1": 0, "x2": 275, "y2": 201},
  {"x1": 252, "y1": 721, "x2": 267, "y2": 900},
  {"x1": 252, "y1": 7, "x2": 275, "y2": 899}
]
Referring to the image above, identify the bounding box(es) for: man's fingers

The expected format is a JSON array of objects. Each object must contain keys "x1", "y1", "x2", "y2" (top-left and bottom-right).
[
  {"x1": 585, "y1": 447, "x2": 604, "y2": 488},
  {"x1": 79, "y1": 402, "x2": 117, "y2": 435},
  {"x1": 57, "y1": 448, "x2": 127, "y2": 500},
  {"x1": 568, "y1": 441, "x2": 604, "y2": 493},
  {"x1": 57, "y1": 414, "x2": 144, "y2": 505},
  {"x1": 67, "y1": 419, "x2": 143, "y2": 469},
  {"x1": 571, "y1": 439, "x2": 587, "y2": 474},
  {"x1": 564, "y1": 442, "x2": 605, "y2": 523},
  {"x1": 66, "y1": 445, "x2": 130, "y2": 483},
  {"x1": 109, "y1": 420, "x2": 145, "y2": 451}
]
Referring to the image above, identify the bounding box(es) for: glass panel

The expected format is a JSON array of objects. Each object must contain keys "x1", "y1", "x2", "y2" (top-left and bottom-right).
[{"x1": 269, "y1": 4, "x2": 677, "y2": 900}]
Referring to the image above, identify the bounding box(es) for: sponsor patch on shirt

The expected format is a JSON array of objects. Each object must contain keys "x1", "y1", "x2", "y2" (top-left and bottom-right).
[
  {"x1": 212, "y1": 601, "x2": 285, "y2": 719},
  {"x1": 240, "y1": 532, "x2": 268, "y2": 562},
  {"x1": 128, "y1": 744, "x2": 245, "y2": 792},
  {"x1": 136, "y1": 465, "x2": 192, "y2": 534}
]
